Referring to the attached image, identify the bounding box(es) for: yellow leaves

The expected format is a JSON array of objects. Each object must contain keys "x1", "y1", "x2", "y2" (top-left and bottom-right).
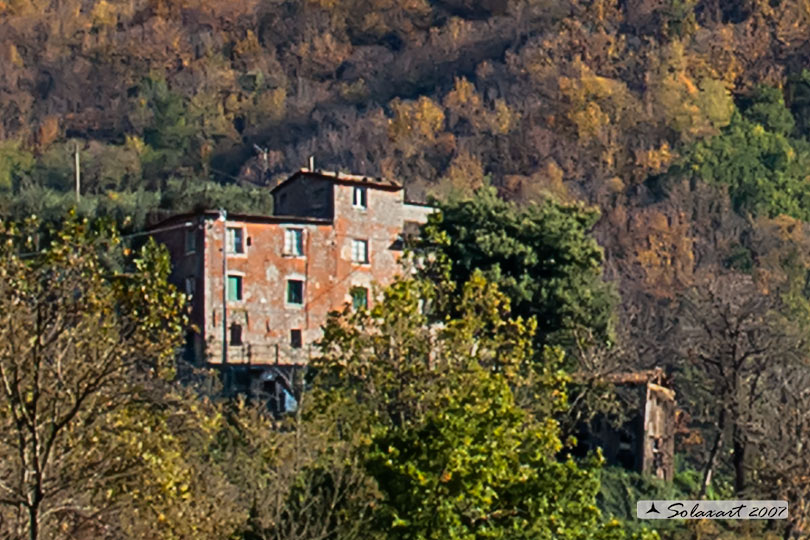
[
  {"x1": 570, "y1": 101, "x2": 610, "y2": 140},
  {"x1": 90, "y1": 0, "x2": 117, "y2": 28},
  {"x1": 401, "y1": 0, "x2": 431, "y2": 14},
  {"x1": 637, "y1": 142, "x2": 674, "y2": 176},
  {"x1": 492, "y1": 99, "x2": 519, "y2": 134},
  {"x1": 647, "y1": 41, "x2": 733, "y2": 139},
  {"x1": 443, "y1": 77, "x2": 520, "y2": 135},
  {"x1": 255, "y1": 87, "x2": 287, "y2": 124},
  {"x1": 233, "y1": 30, "x2": 261, "y2": 59},
  {"x1": 750, "y1": 215, "x2": 810, "y2": 293},
  {"x1": 763, "y1": 214, "x2": 805, "y2": 243},
  {"x1": 447, "y1": 16, "x2": 470, "y2": 43},
  {"x1": 305, "y1": 0, "x2": 340, "y2": 8},
  {"x1": 428, "y1": 16, "x2": 473, "y2": 52},
  {"x1": 446, "y1": 77, "x2": 478, "y2": 107},
  {"x1": 507, "y1": 160, "x2": 573, "y2": 204},
  {"x1": 677, "y1": 72, "x2": 699, "y2": 96},
  {"x1": 124, "y1": 135, "x2": 146, "y2": 156},
  {"x1": 558, "y1": 59, "x2": 635, "y2": 141},
  {"x1": 431, "y1": 151, "x2": 486, "y2": 199},
  {"x1": 390, "y1": 96, "x2": 445, "y2": 140},
  {"x1": 604, "y1": 177, "x2": 625, "y2": 194},
  {"x1": 1, "y1": 42, "x2": 24, "y2": 68},
  {"x1": 632, "y1": 209, "x2": 695, "y2": 296},
  {"x1": 701, "y1": 26, "x2": 743, "y2": 85},
  {"x1": 388, "y1": 96, "x2": 446, "y2": 157},
  {"x1": 338, "y1": 79, "x2": 369, "y2": 103}
]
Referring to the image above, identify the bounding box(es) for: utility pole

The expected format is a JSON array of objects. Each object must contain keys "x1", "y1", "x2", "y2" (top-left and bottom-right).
[
  {"x1": 219, "y1": 209, "x2": 228, "y2": 365},
  {"x1": 73, "y1": 142, "x2": 80, "y2": 202}
]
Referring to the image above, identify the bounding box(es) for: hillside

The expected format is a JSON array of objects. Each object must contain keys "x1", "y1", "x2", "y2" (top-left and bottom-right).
[
  {"x1": 5, "y1": 1, "x2": 810, "y2": 534},
  {"x1": 4, "y1": 0, "x2": 810, "y2": 316}
]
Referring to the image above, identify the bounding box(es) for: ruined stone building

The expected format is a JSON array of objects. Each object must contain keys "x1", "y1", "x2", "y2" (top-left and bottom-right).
[
  {"x1": 575, "y1": 369, "x2": 676, "y2": 481},
  {"x1": 149, "y1": 169, "x2": 432, "y2": 407}
]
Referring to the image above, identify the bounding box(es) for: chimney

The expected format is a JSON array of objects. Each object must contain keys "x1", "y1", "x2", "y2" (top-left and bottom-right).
[{"x1": 308, "y1": 156, "x2": 315, "y2": 171}]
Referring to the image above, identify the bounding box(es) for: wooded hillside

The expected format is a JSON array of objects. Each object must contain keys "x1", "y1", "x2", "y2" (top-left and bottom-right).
[{"x1": 5, "y1": 1, "x2": 810, "y2": 536}]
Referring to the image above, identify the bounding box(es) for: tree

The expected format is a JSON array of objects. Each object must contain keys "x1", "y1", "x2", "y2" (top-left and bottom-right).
[
  {"x1": 670, "y1": 88, "x2": 810, "y2": 221},
  {"x1": 309, "y1": 273, "x2": 653, "y2": 540},
  {"x1": 221, "y1": 395, "x2": 379, "y2": 540},
  {"x1": 418, "y1": 187, "x2": 617, "y2": 352},
  {"x1": 674, "y1": 271, "x2": 805, "y2": 498},
  {"x1": 0, "y1": 139, "x2": 32, "y2": 192},
  {"x1": 0, "y1": 214, "x2": 186, "y2": 539},
  {"x1": 747, "y1": 360, "x2": 810, "y2": 538}
]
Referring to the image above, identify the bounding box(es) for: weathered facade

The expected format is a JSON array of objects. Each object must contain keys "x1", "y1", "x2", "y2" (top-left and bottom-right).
[
  {"x1": 149, "y1": 169, "x2": 433, "y2": 375},
  {"x1": 575, "y1": 369, "x2": 676, "y2": 480}
]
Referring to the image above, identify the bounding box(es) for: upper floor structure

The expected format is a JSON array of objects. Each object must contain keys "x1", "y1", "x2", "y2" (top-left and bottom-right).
[{"x1": 149, "y1": 169, "x2": 433, "y2": 367}]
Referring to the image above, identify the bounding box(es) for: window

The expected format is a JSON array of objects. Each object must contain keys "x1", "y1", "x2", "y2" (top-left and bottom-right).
[
  {"x1": 227, "y1": 227, "x2": 245, "y2": 254},
  {"x1": 286, "y1": 279, "x2": 304, "y2": 305},
  {"x1": 284, "y1": 228, "x2": 304, "y2": 256},
  {"x1": 353, "y1": 186, "x2": 367, "y2": 208},
  {"x1": 227, "y1": 275, "x2": 243, "y2": 301},
  {"x1": 351, "y1": 239, "x2": 369, "y2": 264},
  {"x1": 290, "y1": 329, "x2": 302, "y2": 349},
  {"x1": 184, "y1": 228, "x2": 196, "y2": 253},
  {"x1": 351, "y1": 287, "x2": 368, "y2": 310},
  {"x1": 230, "y1": 323, "x2": 243, "y2": 346},
  {"x1": 184, "y1": 277, "x2": 196, "y2": 297}
]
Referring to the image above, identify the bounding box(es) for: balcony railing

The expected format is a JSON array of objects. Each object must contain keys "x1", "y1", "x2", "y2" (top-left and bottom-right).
[{"x1": 205, "y1": 341, "x2": 315, "y2": 366}]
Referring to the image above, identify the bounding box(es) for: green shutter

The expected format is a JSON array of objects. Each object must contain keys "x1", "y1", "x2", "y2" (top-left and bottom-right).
[
  {"x1": 228, "y1": 276, "x2": 241, "y2": 301},
  {"x1": 352, "y1": 287, "x2": 368, "y2": 310}
]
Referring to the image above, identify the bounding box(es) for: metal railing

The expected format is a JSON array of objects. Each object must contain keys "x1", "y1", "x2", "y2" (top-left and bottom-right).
[{"x1": 207, "y1": 341, "x2": 316, "y2": 365}]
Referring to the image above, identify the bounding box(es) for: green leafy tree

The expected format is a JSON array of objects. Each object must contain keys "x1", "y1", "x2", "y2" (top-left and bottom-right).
[
  {"x1": 418, "y1": 187, "x2": 617, "y2": 351},
  {"x1": 0, "y1": 139, "x2": 33, "y2": 192},
  {"x1": 671, "y1": 88, "x2": 810, "y2": 221},
  {"x1": 309, "y1": 274, "x2": 653, "y2": 540},
  {"x1": 739, "y1": 85, "x2": 796, "y2": 136},
  {"x1": 136, "y1": 77, "x2": 198, "y2": 181}
]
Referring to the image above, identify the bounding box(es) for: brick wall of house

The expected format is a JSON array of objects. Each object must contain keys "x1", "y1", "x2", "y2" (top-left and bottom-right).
[
  {"x1": 150, "y1": 170, "x2": 432, "y2": 367},
  {"x1": 201, "y1": 216, "x2": 335, "y2": 365}
]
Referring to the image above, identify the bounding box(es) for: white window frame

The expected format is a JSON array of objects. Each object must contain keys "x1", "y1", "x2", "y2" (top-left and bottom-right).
[
  {"x1": 352, "y1": 186, "x2": 367, "y2": 209},
  {"x1": 284, "y1": 228, "x2": 304, "y2": 256},
  {"x1": 351, "y1": 239, "x2": 369, "y2": 264},
  {"x1": 227, "y1": 226, "x2": 246, "y2": 254}
]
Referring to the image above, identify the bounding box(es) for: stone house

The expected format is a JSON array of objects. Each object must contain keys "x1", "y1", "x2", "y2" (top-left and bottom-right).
[
  {"x1": 148, "y1": 169, "x2": 433, "y2": 406},
  {"x1": 574, "y1": 368, "x2": 676, "y2": 481}
]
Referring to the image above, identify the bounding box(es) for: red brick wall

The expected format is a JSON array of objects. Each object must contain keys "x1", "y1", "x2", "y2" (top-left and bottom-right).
[{"x1": 201, "y1": 218, "x2": 339, "y2": 365}]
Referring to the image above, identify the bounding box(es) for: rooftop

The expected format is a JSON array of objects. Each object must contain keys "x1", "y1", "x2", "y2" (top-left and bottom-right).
[
  {"x1": 270, "y1": 169, "x2": 402, "y2": 194},
  {"x1": 146, "y1": 210, "x2": 331, "y2": 231}
]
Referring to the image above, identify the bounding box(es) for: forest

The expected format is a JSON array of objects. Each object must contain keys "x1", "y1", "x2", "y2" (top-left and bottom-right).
[{"x1": 3, "y1": 0, "x2": 810, "y2": 538}]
